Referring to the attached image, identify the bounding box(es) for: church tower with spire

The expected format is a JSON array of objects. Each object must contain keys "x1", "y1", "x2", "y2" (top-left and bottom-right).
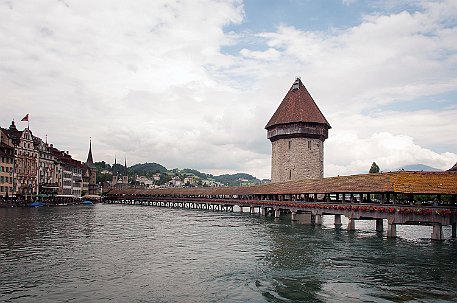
[
  {"x1": 122, "y1": 156, "x2": 128, "y2": 184},
  {"x1": 85, "y1": 138, "x2": 97, "y2": 194},
  {"x1": 266, "y1": 78, "x2": 331, "y2": 182},
  {"x1": 112, "y1": 156, "x2": 118, "y2": 185}
]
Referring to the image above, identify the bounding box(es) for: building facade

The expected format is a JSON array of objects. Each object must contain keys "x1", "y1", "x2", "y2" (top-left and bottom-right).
[
  {"x1": 35, "y1": 137, "x2": 59, "y2": 196},
  {"x1": 266, "y1": 78, "x2": 331, "y2": 183},
  {"x1": 4, "y1": 122, "x2": 39, "y2": 196},
  {"x1": 0, "y1": 128, "x2": 14, "y2": 198}
]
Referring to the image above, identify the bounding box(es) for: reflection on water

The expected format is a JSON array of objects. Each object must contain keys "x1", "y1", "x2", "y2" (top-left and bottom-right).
[{"x1": 0, "y1": 205, "x2": 456, "y2": 302}]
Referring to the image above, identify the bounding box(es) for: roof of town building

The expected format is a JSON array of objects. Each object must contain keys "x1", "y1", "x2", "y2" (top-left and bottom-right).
[
  {"x1": 2, "y1": 121, "x2": 23, "y2": 144},
  {"x1": 265, "y1": 78, "x2": 331, "y2": 129}
]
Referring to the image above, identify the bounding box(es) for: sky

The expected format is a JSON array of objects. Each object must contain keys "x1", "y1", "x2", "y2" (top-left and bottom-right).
[{"x1": 1, "y1": 0, "x2": 457, "y2": 179}]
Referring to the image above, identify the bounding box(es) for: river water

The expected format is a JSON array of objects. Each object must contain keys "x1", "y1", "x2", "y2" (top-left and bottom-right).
[{"x1": 0, "y1": 204, "x2": 456, "y2": 303}]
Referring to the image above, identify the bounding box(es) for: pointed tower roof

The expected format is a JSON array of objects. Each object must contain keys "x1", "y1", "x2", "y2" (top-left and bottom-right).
[
  {"x1": 124, "y1": 156, "x2": 128, "y2": 176},
  {"x1": 113, "y1": 155, "x2": 117, "y2": 176},
  {"x1": 85, "y1": 138, "x2": 95, "y2": 168},
  {"x1": 449, "y1": 162, "x2": 457, "y2": 172},
  {"x1": 265, "y1": 78, "x2": 331, "y2": 129}
]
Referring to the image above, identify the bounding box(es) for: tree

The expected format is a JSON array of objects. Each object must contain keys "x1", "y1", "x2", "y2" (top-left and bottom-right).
[{"x1": 369, "y1": 162, "x2": 380, "y2": 173}]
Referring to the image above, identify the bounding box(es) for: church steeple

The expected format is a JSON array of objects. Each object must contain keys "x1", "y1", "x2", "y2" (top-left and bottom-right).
[
  {"x1": 124, "y1": 156, "x2": 128, "y2": 176},
  {"x1": 85, "y1": 138, "x2": 95, "y2": 168},
  {"x1": 122, "y1": 156, "x2": 129, "y2": 184},
  {"x1": 113, "y1": 156, "x2": 117, "y2": 175}
]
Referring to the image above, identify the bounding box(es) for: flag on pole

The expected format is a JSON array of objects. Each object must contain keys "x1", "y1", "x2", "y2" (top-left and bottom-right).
[{"x1": 21, "y1": 114, "x2": 29, "y2": 121}]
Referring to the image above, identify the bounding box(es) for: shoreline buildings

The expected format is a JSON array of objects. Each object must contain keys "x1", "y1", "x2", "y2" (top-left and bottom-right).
[{"x1": 0, "y1": 120, "x2": 97, "y2": 200}]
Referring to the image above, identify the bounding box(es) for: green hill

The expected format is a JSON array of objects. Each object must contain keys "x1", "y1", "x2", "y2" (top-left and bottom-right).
[
  {"x1": 213, "y1": 173, "x2": 260, "y2": 186},
  {"x1": 129, "y1": 162, "x2": 167, "y2": 175}
]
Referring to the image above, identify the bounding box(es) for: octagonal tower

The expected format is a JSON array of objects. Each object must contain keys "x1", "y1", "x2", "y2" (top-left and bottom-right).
[{"x1": 266, "y1": 78, "x2": 331, "y2": 183}]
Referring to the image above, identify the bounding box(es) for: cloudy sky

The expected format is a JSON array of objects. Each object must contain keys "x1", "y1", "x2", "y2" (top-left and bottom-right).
[{"x1": 1, "y1": 0, "x2": 456, "y2": 179}]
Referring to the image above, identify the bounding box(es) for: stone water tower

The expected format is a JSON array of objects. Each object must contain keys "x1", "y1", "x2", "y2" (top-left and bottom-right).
[{"x1": 266, "y1": 78, "x2": 331, "y2": 183}]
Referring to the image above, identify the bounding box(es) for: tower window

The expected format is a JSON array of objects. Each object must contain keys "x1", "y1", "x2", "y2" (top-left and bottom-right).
[
  {"x1": 289, "y1": 170, "x2": 292, "y2": 180},
  {"x1": 288, "y1": 141, "x2": 291, "y2": 150},
  {"x1": 308, "y1": 140, "x2": 311, "y2": 150}
]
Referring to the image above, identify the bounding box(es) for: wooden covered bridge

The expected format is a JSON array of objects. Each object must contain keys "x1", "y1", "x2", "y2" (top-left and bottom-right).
[{"x1": 105, "y1": 171, "x2": 457, "y2": 240}]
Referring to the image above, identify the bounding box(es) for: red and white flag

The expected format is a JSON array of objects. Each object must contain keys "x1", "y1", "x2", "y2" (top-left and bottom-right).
[{"x1": 21, "y1": 114, "x2": 29, "y2": 122}]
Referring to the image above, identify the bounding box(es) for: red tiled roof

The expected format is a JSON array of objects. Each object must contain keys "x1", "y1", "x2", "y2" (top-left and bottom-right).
[
  {"x1": 107, "y1": 171, "x2": 457, "y2": 196},
  {"x1": 265, "y1": 78, "x2": 331, "y2": 129}
]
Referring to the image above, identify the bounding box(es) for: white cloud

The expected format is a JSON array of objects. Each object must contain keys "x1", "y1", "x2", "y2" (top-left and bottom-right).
[{"x1": 326, "y1": 131, "x2": 457, "y2": 176}]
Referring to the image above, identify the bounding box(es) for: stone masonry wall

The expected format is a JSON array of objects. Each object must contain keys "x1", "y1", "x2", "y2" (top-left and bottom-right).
[{"x1": 271, "y1": 137, "x2": 323, "y2": 183}]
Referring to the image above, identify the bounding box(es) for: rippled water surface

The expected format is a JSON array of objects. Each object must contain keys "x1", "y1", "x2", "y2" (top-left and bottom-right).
[{"x1": 1, "y1": 204, "x2": 456, "y2": 302}]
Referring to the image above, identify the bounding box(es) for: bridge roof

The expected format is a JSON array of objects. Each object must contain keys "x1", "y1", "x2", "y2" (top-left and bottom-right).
[{"x1": 107, "y1": 171, "x2": 457, "y2": 197}]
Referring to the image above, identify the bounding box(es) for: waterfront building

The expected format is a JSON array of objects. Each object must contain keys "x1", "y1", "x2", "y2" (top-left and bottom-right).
[
  {"x1": 3, "y1": 121, "x2": 39, "y2": 198},
  {"x1": 266, "y1": 78, "x2": 331, "y2": 182},
  {"x1": 0, "y1": 128, "x2": 14, "y2": 198},
  {"x1": 49, "y1": 145, "x2": 65, "y2": 195},
  {"x1": 82, "y1": 167, "x2": 90, "y2": 195},
  {"x1": 50, "y1": 146, "x2": 85, "y2": 197},
  {"x1": 35, "y1": 137, "x2": 59, "y2": 196}
]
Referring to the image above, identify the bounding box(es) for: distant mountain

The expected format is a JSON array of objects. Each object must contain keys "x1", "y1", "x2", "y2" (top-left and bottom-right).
[
  {"x1": 397, "y1": 164, "x2": 443, "y2": 172},
  {"x1": 129, "y1": 162, "x2": 167, "y2": 175}
]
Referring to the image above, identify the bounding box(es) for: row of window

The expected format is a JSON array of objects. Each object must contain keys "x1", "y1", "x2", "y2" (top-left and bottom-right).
[
  {"x1": 0, "y1": 176, "x2": 13, "y2": 183},
  {"x1": 16, "y1": 150, "x2": 38, "y2": 157},
  {"x1": 0, "y1": 166, "x2": 13, "y2": 173},
  {"x1": 1, "y1": 157, "x2": 13, "y2": 164},
  {"x1": 0, "y1": 186, "x2": 13, "y2": 193}
]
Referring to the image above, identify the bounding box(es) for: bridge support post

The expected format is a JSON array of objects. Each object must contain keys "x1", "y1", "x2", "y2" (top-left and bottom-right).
[
  {"x1": 260, "y1": 207, "x2": 266, "y2": 216},
  {"x1": 291, "y1": 211, "x2": 297, "y2": 221},
  {"x1": 452, "y1": 223, "x2": 456, "y2": 238},
  {"x1": 431, "y1": 224, "x2": 443, "y2": 241},
  {"x1": 334, "y1": 214, "x2": 342, "y2": 227},
  {"x1": 274, "y1": 209, "x2": 281, "y2": 218},
  {"x1": 315, "y1": 214, "x2": 323, "y2": 225},
  {"x1": 239, "y1": 206, "x2": 244, "y2": 213},
  {"x1": 376, "y1": 219, "x2": 383, "y2": 232},
  {"x1": 387, "y1": 223, "x2": 397, "y2": 238},
  {"x1": 347, "y1": 218, "x2": 355, "y2": 231},
  {"x1": 250, "y1": 207, "x2": 255, "y2": 214}
]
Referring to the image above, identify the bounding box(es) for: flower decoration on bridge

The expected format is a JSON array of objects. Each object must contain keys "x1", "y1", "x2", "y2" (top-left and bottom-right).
[
  {"x1": 398, "y1": 208, "x2": 414, "y2": 214},
  {"x1": 415, "y1": 209, "x2": 433, "y2": 216},
  {"x1": 435, "y1": 209, "x2": 452, "y2": 216}
]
